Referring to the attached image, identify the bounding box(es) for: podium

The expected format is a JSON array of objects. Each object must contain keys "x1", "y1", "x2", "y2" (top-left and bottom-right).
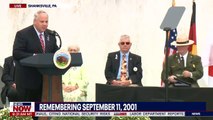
[{"x1": 20, "y1": 53, "x2": 82, "y2": 102}]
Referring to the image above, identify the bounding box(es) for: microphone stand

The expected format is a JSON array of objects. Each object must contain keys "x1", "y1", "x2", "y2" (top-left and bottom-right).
[
  {"x1": 160, "y1": 7, "x2": 185, "y2": 120},
  {"x1": 54, "y1": 31, "x2": 62, "y2": 50},
  {"x1": 163, "y1": 27, "x2": 171, "y2": 102},
  {"x1": 163, "y1": 27, "x2": 171, "y2": 120}
]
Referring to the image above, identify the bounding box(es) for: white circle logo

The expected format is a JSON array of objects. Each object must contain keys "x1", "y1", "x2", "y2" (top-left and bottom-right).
[
  {"x1": 53, "y1": 49, "x2": 71, "y2": 69},
  {"x1": 133, "y1": 67, "x2": 138, "y2": 72}
]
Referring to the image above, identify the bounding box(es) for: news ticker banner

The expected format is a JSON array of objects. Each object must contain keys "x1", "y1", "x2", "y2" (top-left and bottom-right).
[
  {"x1": 9, "y1": 3, "x2": 57, "y2": 8},
  {"x1": 8, "y1": 3, "x2": 77, "y2": 9},
  {"x1": 9, "y1": 102, "x2": 213, "y2": 117}
]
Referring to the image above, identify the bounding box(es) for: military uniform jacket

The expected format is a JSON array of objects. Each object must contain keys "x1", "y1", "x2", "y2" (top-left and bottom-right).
[{"x1": 161, "y1": 53, "x2": 203, "y2": 87}]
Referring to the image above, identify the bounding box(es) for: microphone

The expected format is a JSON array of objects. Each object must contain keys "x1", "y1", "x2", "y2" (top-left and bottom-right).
[
  {"x1": 48, "y1": 30, "x2": 62, "y2": 50},
  {"x1": 48, "y1": 30, "x2": 58, "y2": 36}
]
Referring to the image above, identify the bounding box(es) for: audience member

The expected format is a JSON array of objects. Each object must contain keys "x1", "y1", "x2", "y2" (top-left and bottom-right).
[
  {"x1": 62, "y1": 45, "x2": 88, "y2": 102},
  {"x1": 105, "y1": 35, "x2": 143, "y2": 86},
  {"x1": 1, "y1": 56, "x2": 18, "y2": 104}
]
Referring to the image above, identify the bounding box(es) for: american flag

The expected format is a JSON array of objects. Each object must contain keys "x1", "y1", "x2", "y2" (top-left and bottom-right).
[
  {"x1": 165, "y1": 29, "x2": 177, "y2": 56},
  {"x1": 161, "y1": 29, "x2": 177, "y2": 86},
  {"x1": 161, "y1": 0, "x2": 178, "y2": 87}
]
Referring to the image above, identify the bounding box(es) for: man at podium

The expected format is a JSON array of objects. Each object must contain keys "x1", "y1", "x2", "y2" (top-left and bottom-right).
[
  {"x1": 104, "y1": 34, "x2": 143, "y2": 86},
  {"x1": 12, "y1": 10, "x2": 58, "y2": 102}
]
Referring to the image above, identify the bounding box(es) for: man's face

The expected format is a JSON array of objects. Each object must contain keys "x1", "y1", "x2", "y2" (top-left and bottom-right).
[
  {"x1": 118, "y1": 37, "x2": 132, "y2": 53},
  {"x1": 68, "y1": 47, "x2": 78, "y2": 53},
  {"x1": 177, "y1": 46, "x2": 189, "y2": 55},
  {"x1": 34, "y1": 13, "x2": 48, "y2": 33}
]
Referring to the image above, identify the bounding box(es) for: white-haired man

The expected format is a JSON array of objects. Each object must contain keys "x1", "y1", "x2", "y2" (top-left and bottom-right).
[
  {"x1": 13, "y1": 10, "x2": 58, "y2": 103},
  {"x1": 105, "y1": 35, "x2": 143, "y2": 86}
]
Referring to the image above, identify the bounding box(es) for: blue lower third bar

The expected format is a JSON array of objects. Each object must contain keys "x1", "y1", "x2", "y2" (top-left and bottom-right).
[
  {"x1": 35, "y1": 102, "x2": 206, "y2": 111},
  {"x1": 186, "y1": 112, "x2": 213, "y2": 116},
  {"x1": 135, "y1": 102, "x2": 206, "y2": 111}
]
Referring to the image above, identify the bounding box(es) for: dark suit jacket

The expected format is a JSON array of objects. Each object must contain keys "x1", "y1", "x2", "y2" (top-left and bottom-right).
[
  {"x1": 1, "y1": 56, "x2": 15, "y2": 86},
  {"x1": 161, "y1": 53, "x2": 203, "y2": 87},
  {"x1": 13, "y1": 25, "x2": 58, "y2": 89},
  {"x1": 1, "y1": 56, "x2": 15, "y2": 104},
  {"x1": 105, "y1": 51, "x2": 143, "y2": 86}
]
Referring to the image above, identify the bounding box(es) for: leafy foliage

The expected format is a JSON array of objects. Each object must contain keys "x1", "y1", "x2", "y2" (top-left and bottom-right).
[{"x1": 0, "y1": 107, "x2": 33, "y2": 120}]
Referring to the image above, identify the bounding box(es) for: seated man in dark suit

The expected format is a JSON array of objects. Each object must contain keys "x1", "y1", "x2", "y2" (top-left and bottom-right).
[
  {"x1": 1, "y1": 56, "x2": 18, "y2": 104},
  {"x1": 105, "y1": 34, "x2": 143, "y2": 86}
]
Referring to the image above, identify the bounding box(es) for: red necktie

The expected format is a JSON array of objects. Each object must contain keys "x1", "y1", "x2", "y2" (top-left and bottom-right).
[{"x1": 39, "y1": 33, "x2": 45, "y2": 53}]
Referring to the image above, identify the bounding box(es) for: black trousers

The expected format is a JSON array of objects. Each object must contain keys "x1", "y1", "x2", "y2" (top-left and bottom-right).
[
  {"x1": 1, "y1": 85, "x2": 18, "y2": 104},
  {"x1": 7, "y1": 86, "x2": 18, "y2": 102},
  {"x1": 16, "y1": 87, "x2": 42, "y2": 120},
  {"x1": 16, "y1": 86, "x2": 42, "y2": 102}
]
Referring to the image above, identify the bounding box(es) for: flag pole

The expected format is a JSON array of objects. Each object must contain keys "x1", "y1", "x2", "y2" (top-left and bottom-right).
[
  {"x1": 172, "y1": 0, "x2": 175, "y2": 7},
  {"x1": 189, "y1": 0, "x2": 197, "y2": 54},
  {"x1": 164, "y1": 0, "x2": 176, "y2": 101},
  {"x1": 164, "y1": 0, "x2": 176, "y2": 105},
  {"x1": 164, "y1": 2, "x2": 176, "y2": 120}
]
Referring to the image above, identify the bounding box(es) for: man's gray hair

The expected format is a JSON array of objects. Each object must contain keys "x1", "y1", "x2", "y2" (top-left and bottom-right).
[
  {"x1": 34, "y1": 10, "x2": 48, "y2": 20},
  {"x1": 120, "y1": 34, "x2": 130, "y2": 40},
  {"x1": 68, "y1": 45, "x2": 80, "y2": 52}
]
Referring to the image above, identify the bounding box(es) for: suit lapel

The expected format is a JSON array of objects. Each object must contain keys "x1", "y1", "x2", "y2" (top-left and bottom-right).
[
  {"x1": 11, "y1": 61, "x2": 15, "y2": 80},
  {"x1": 44, "y1": 31, "x2": 49, "y2": 52},
  {"x1": 31, "y1": 26, "x2": 44, "y2": 53},
  {"x1": 114, "y1": 52, "x2": 120, "y2": 74},
  {"x1": 9, "y1": 57, "x2": 15, "y2": 78},
  {"x1": 175, "y1": 53, "x2": 182, "y2": 66},
  {"x1": 128, "y1": 53, "x2": 133, "y2": 73},
  {"x1": 186, "y1": 54, "x2": 193, "y2": 67}
]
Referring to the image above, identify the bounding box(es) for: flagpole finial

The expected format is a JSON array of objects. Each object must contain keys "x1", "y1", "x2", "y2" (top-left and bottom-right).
[{"x1": 172, "y1": 0, "x2": 176, "y2": 7}]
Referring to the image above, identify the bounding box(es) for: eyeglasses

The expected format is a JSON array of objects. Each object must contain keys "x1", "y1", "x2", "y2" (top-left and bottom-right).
[{"x1": 120, "y1": 42, "x2": 130, "y2": 45}]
